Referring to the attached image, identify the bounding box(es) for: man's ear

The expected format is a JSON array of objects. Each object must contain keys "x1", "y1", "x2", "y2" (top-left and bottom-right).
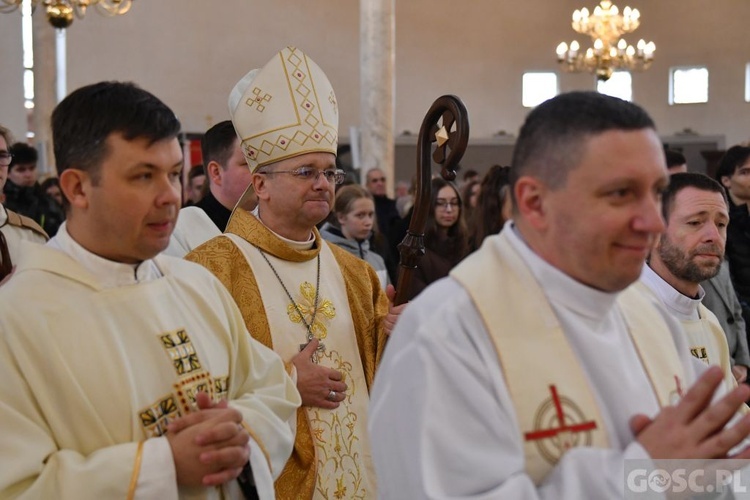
[
  {"x1": 251, "y1": 172, "x2": 270, "y2": 201},
  {"x1": 514, "y1": 176, "x2": 548, "y2": 230},
  {"x1": 720, "y1": 175, "x2": 732, "y2": 190},
  {"x1": 206, "y1": 161, "x2": 222, "y2": 187},
  {"x1": 59, "y1": 169, "x2": 90, "y2": 210}
]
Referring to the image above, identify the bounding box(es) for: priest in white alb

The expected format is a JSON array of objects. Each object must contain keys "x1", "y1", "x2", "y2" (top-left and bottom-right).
[
  {"x1": 637, "y1": 172, "x2": 747, "y2": 393},
  {"x1": 369, "y1": 92, "x2": 750, "y2": 498}
]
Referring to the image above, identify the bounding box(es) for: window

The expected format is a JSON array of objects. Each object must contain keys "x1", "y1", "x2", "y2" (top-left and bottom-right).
[
  {"x1": 745, "y1": 63, "x2": 750, "y2": 102},
  {"x1": 522, "y1": 72, "x2": 558, "y2": 108},
  {"x1": 597, "y1": 71, "x2": 632, "y2": 101},
  {"x1": 669, "y1": 66, "x2": 709, "y2": 105}
]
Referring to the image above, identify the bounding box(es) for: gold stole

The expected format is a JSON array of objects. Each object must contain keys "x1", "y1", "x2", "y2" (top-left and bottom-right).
[
  {"x1": 224, "y1": 232, "x2": 377, "y2": 499},
  {"x1": 186, "y1": 209, "x2": 388, "y2": 499},
  {"x1": 450, "y1": 232, "x2": 685, "y2": 484}
]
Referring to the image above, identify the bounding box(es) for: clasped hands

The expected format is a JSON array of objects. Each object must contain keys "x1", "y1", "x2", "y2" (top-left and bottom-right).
[
  {"x1": 166, "y1": 392, "x2": 250, "y2": 488},
  {"x1": 633, "y1": 366, "x2": 750, "y2": 460}
]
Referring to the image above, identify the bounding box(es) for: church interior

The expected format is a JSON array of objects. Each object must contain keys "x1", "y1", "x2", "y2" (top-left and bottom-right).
[{"x1": 1, "y1": 0, "x2": 749, "y2": 184}]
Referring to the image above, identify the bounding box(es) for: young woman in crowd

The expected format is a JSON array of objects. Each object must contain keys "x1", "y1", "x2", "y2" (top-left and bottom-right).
[
  {"x1": 406, "y1": 177, "x2": 469, "y2": 300},
  {"x1": 320, "y1": 184, "x2": 390, "y2": 289}
]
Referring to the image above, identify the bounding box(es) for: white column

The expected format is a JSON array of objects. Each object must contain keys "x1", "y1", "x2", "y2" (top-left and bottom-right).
[
  {"x1": 359, "y1": 0, "x2": 395, "y2": 195},
  {"x1": 31, "y1": 10, "x2": 57, "y2": 177}
]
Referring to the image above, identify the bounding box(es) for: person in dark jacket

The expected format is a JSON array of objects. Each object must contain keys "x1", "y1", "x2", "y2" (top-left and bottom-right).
[
  {"x1": 716, "y1": 145, "x2": 750, "y2": 363},
  {"x1": 406, "y1": 177, "x2": 469, "y2": 301},
  {"x1": 3, "y1": 142, "x2": 64, "y2": 236}
]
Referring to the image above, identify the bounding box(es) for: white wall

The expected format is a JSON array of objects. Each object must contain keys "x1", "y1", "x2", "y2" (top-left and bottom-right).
[
  {"x1": 1, "y1": 0, "x2": 749, "y2": 154},
  {"x1": 0, "y1": 8, "x2": 26, "y2": 142}
]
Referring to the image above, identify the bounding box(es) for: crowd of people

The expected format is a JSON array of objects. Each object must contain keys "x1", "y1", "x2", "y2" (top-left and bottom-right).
[{"x1": 2, "y1": 46, "x2": 750, "y2": 499}]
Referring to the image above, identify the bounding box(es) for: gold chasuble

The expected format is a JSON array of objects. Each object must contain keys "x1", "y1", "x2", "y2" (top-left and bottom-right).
[
  {"x1": 187, "y1": 209, "x2": 388, "y2": 499},
  {"x1": 450, "y1": 232, "x2": 685, "y2": 485}
]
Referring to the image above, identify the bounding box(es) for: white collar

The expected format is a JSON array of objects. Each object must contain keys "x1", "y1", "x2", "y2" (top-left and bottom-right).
[
  {"x1": 251, "y1": 205, "x2": 315, "y2": 250},
  {"x1": 46, "y1": 222, "x2": 162, "y2": 289},
  {"x1": 640, "y1": 264, "x2": 702, "y2": 321},
  {"x1": 0, "y1": 205, "x2": 7, "y2": 226},
  {"x1": 507, "y1": 221, "x2": 621, "y2": 321}
]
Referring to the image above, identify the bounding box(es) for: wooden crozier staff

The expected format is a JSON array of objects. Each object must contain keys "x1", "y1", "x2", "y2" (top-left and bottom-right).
[{"x1": 394, "y1": 95, "x2": 469, "y2": 305}]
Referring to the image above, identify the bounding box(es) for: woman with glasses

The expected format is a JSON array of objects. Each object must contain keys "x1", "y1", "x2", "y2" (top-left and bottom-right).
[{"x1": 406, "y1": 177, "x2": 469, "y2": 301}]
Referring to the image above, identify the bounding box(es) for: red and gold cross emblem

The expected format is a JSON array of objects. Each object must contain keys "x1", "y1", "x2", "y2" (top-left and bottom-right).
[{"x1": 523, "y1": 385, "x2": 598, "y2": 464}]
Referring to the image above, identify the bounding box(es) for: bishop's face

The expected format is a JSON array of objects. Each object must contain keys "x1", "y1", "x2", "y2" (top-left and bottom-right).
[{"x1": 253, "y1": 152, "x2": 336, "y2": 241}]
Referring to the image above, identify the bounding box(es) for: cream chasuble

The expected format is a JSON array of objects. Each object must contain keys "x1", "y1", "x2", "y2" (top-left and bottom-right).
[
  {"x1": 0, "y1": 230, "x2": 299, "y2": 499},
  {"x1": 224, "y1": 229, "x2": 377, "y2": 499}
]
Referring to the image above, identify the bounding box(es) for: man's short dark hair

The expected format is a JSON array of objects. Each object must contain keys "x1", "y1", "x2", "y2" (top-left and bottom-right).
[
  {"x1": 510, "y1": 91, "x2": 656, "y2": 194},
  {"x1": 715, "y1": 145, "x2": 750, "y2": 182},
  {"x1": 51, "y1": 81, "x2": 181, "y2": 182},
  {"x1": 9, "y1": 142, "x2": 38, "y2": 169},
  {"x1": 188, "y1": 164, "x2": 205, "y2": 181},
  {"x1": 662, "y1": 172, "x2": 727, "y2": 222},
  {"x1": 201, "y1": 120, "x2": 238, "y2": 172},
  {"x1": 665, "y1": 149, "x2": 686, "y2": 169}
]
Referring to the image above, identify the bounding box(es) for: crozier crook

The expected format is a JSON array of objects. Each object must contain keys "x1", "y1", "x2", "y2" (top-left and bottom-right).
[{"x1": 394, "y1": 95, "x2": 470, "y2": 305}]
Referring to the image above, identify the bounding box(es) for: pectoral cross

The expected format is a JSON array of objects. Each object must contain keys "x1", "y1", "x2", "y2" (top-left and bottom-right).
[{"x1": 300, "y1": 333, "x2": 326, "y2": 364}]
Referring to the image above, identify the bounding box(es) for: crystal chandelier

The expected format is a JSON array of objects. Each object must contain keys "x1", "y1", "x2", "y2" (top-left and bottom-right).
[
  {"x1": 0, "y1": 0, "x2": 133, "y2": 29},
  {"x1": 555, "y1": 0, "x2": 655, "y2": 81}
]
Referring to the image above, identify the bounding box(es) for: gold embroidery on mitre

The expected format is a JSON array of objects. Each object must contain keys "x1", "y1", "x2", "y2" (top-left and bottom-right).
[
  {"x1": 230, "y1": 46, "x2": 339, "y2": 171},
  {"x1": 286, "y1": 281, "x2": 336, "y2": 340},
  {"x1": 523, "y1": 385, "x2": 598, "y2": 466},
  {"x1": 247, "y1": 87, "x2": 272, "y2": 112}
]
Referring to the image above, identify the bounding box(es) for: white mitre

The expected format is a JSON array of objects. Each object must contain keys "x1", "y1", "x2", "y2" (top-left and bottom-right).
[{"x1": 228, "y1": 46, "x2": 339, "y2": 172}]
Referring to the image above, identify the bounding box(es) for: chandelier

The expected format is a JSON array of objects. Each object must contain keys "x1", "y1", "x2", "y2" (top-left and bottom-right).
[
  {"x1": 0, "y1": 0, "x2": 133, "y2": 29},
  {"x1": 555, "y1": 0, "x2": 655, "y2": 81}
]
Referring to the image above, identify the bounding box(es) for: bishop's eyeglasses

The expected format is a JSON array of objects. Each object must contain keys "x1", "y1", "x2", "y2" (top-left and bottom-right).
[{"x1": 258, "y1": 166, "x2": 346, "y2": 185}]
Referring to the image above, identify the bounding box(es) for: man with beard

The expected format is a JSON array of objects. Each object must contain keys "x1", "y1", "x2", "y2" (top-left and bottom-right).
[{"x1": 638, "y1": 172, "x2": 741, "y2": 392}]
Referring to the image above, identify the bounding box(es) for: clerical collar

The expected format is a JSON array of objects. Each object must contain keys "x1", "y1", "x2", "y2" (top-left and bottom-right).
[
  {"x1": 507, "y1": 221, "x2": 620, "y2": 320},
  {"x1": 47, "y1": 222, "x2": 162, "y2": 289},
  {"x1": 640, "y1": 264, "x2": 702, "y2": 321},
  {"x1": 251, "y1": 205, "x2": 315, "y2": 250},
  {"x1": 0, "y1": 205, "x2": 7, "y2": 226}
]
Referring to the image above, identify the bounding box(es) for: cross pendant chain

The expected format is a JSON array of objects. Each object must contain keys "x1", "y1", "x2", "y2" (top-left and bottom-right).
[
  {"x1": 300, "y1": 330, "x2": 326, "y2": 363},
  {"x1": 255, "y1": 246, "x2": 325, "y2": 363}
]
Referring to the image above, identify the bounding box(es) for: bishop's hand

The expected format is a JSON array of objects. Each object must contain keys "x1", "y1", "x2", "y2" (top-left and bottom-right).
[
  {"x1": 384, "y1": 284, "x2": 407, "y2": 337},
  {"x1": 292, "y1": 338, "x2": 347, "y2": 409},
  {"x1": 631, "y1": 366, "x2": 750, "y2": 460}
]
